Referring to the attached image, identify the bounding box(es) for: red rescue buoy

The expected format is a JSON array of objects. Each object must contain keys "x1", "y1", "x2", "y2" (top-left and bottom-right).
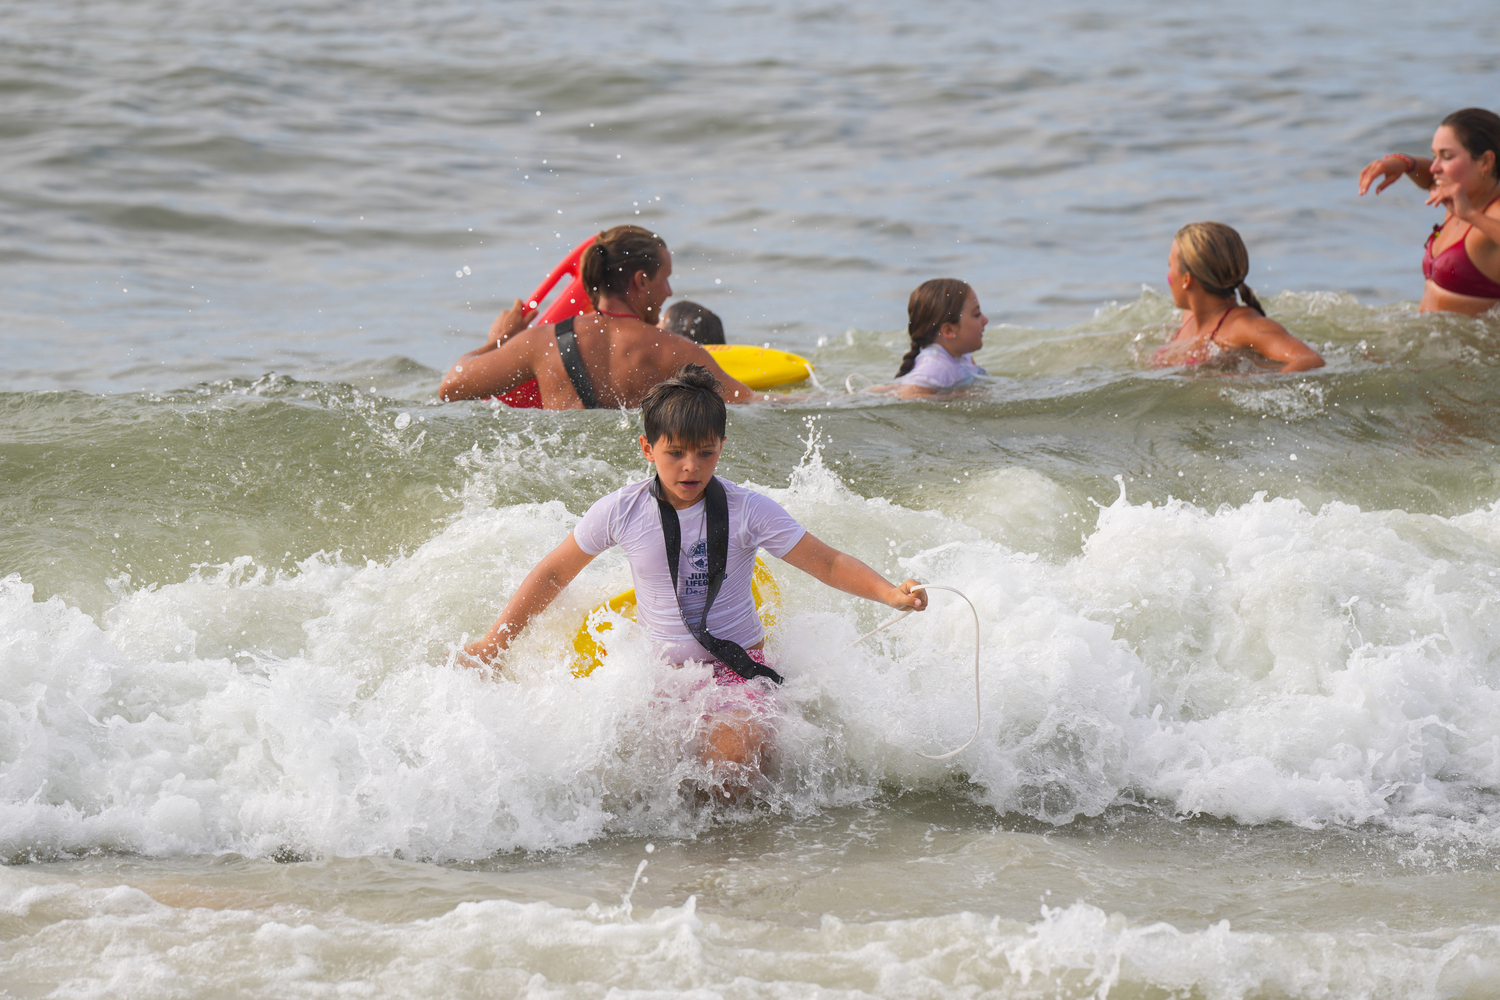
[{"x1": 497, "y1": 236, "x2": 597, "y2": 408}]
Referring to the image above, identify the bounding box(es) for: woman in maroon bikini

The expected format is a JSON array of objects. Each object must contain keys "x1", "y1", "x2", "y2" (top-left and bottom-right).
[
  {"x1": 1151, "y1": 222, "x2": 1324, "y2": 373},
  {"x1": 1359, "y1": 107, "x2": 1500, "y2": 316}
]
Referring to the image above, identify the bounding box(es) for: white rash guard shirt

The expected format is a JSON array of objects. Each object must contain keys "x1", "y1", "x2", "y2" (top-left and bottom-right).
[
  {"x1": 572, "y1": 476, "x2": 807, "y2": 663},
  {"x1": 898, "y1": 343, "x2": 986, "y2": 389}
]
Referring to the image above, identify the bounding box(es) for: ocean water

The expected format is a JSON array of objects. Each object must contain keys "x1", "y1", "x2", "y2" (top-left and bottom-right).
[{"x1": 6, "y1": 1, "x2": 1500, "y2": 997}]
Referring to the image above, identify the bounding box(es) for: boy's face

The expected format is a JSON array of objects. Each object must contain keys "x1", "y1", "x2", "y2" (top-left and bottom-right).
[{"x1": 640, "y1": 434, "x2": 725, "y2": 509}]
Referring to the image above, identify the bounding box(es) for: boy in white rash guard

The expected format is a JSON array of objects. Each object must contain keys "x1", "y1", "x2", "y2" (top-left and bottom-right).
[
  {"x1": 890, "y1": 278, "x2": 989, "y2": 397},
  {"x1": 462, "y1": 364, "x2": 927, "y2": 800}
]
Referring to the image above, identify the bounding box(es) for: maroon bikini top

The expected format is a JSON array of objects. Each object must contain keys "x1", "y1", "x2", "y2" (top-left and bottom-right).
[
  {"x1": 1151, "y1": 305, "x2": 1239, "y2": 367},
  {"x1": 1423, "y1": 208, "x2": 1500, "y2": 300}
]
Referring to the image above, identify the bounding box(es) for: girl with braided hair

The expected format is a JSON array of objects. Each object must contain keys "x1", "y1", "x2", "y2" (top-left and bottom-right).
[
  {"x1": 889, "y1": 278, "x2": 989, "y2": 397},
  {"x1": 1151, "y1": 222, "x2": 1323, "y2": 373}
]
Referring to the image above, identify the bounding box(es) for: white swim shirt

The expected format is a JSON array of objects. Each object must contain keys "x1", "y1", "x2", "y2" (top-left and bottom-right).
[
  {"x1": 898, "y1": 343, "x2": 986, "y2": 389},
  {"x1": 572, "y1": 476, "x2": 807, "y2": 663}
]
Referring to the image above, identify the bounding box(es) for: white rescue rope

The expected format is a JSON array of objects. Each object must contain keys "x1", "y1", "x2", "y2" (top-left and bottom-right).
[{"x1": 847, "y1": 583, "x2": 982, "y2": 760}]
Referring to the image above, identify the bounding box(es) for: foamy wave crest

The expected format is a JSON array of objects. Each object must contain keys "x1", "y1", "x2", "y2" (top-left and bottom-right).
[{"x1": 5, "y1": 454, "x2": 1500, "y2": 860}]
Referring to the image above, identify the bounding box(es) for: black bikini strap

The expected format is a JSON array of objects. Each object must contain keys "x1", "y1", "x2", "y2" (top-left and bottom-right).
[
  {"x1": 554, "y1": 317, "x2": 599, "y2": 409},
  {"x1": 652, "y1": 476, "x2": 784, "y2": 685}
]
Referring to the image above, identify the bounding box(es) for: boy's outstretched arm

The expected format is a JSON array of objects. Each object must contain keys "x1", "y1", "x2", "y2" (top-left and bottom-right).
[
  {"x1": 780, "y1": 533, "x2": 927, "y2": 611},
  {"x1": 462, "y1": 533, "x2": 595, "y2": 667}
]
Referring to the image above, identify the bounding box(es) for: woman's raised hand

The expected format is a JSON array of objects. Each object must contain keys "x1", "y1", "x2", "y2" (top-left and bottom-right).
[
  {"x1": 1358, "y1": 155, "x2": 1410, "y2": 196},
  {"x1": 486, "y1": 298, "x2": 537, "y2": 349},
  {"x1": 1426, "y1": 173, "x2": 1477, "y2": 221}
]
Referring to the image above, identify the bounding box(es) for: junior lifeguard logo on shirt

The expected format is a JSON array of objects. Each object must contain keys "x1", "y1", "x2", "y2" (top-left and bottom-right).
[{"x1": 683, "y1": 538, "x2": 710, "y2": 595}]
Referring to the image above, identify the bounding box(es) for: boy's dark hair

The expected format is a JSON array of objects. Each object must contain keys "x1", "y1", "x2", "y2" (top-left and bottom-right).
[
  {"x1": 641, "y1": 364, "x2": 726, "y2": 445},
  {"x1": 661, "y1": 301, "x2": 726, "y2": 344}
]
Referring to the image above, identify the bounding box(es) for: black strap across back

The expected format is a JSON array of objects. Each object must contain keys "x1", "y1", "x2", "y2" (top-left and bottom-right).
[
  {"x1": 553, "y1": 317, "x2": 599, "y2": 409},
  {"x1": 652, "y1": 475, "x2": 784, "y2": 684}
]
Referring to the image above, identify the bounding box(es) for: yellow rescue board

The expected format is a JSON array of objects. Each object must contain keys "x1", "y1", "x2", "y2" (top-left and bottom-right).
[
  {"x1": 571, "y1": 557, "x2": 782, "y2": 677},
  {"x1": 703, "y1": 344, "x2": 811, "y2": 390}
]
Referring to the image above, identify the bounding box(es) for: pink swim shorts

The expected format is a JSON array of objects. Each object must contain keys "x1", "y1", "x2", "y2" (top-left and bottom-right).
[
  {"x1": 710, "y1": 648, "x2": 772, "y2": 686},
  {"x1": 704, "y1": 649, "x2": 775, "y2": 712}
]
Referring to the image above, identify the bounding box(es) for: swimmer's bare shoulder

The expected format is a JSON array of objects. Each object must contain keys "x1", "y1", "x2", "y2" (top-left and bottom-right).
[{"x1": 1218, "y1": 310, "x2": 1324, "y2": 372}]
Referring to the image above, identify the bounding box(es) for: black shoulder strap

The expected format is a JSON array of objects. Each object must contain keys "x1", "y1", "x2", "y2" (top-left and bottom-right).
[
  {"x1": 652, "y1": 476, "x2": 784, "y2": 684},
  {"x1": 554, "y1": 317, "x2": 599, "y2": 409}
]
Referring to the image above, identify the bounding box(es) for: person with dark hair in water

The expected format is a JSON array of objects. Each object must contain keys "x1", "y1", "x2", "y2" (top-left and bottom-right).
[
  {"x1": 660, "y1": 300, "x2": 726, "y2": 345},
  {"x1": 458, "y1": 364, "x2": 925, "y2": 801},
  {"x1": 438, "y1": 225, "x2": 756, "y2": 407},
  {"x1": 862, "y1": 278, "x2": 990, "y2": 398},
  {"x1": 1359, "y1": 107, "x2": 1500, "y2": 315},
  {"x1": 1151, "y1": 222, "x2": 1324, "y2": 373}
]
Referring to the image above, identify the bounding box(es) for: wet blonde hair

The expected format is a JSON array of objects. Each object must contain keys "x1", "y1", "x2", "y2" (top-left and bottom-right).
[{"x1": 1175, "y1": 222, "x2": 1265, "y2": 316}]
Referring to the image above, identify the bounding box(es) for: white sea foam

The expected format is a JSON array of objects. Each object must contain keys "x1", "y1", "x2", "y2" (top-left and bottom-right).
[
  {"x1": 5, "y1": 454, "x2": 1500, "y2": 861},
  {"x1": 2, "y1": 865, "x2": 1496, "y2": 999}
]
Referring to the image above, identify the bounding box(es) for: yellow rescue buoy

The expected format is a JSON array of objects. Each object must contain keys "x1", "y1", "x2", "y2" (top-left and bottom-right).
[
  {"x1": 704, "y1": 344, "x2": 811, "y2": 390},
  {"x1": 571, "y1": 557, "x2": 782, "y2": 677}
]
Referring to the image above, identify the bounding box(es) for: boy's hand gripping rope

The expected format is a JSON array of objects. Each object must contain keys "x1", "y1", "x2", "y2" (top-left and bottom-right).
[{"x1": 847, "y1": 584, "x2": 981, "y2": 760}]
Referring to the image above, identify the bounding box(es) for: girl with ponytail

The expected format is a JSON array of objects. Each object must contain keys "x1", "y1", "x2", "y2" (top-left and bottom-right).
[
  {"x1": 890, "y1": 278, "x2": 989, "y2": 396},
  {"x1": 1152, "y1": 222, "x2": 1324, "y2": 373}
]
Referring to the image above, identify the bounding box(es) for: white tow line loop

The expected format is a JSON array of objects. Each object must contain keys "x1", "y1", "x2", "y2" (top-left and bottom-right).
[{"x1": 847, "y1": 583, "x2": 982, "y2": 760}]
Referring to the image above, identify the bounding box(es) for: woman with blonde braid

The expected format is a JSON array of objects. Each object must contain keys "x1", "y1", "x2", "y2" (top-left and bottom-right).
[
  {"x1": 889, "y1": 278, "x2": 989, "y2": 398},
  {"x1": 1151, "y1": 222, "x2": 1324, "y2": 373}
]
